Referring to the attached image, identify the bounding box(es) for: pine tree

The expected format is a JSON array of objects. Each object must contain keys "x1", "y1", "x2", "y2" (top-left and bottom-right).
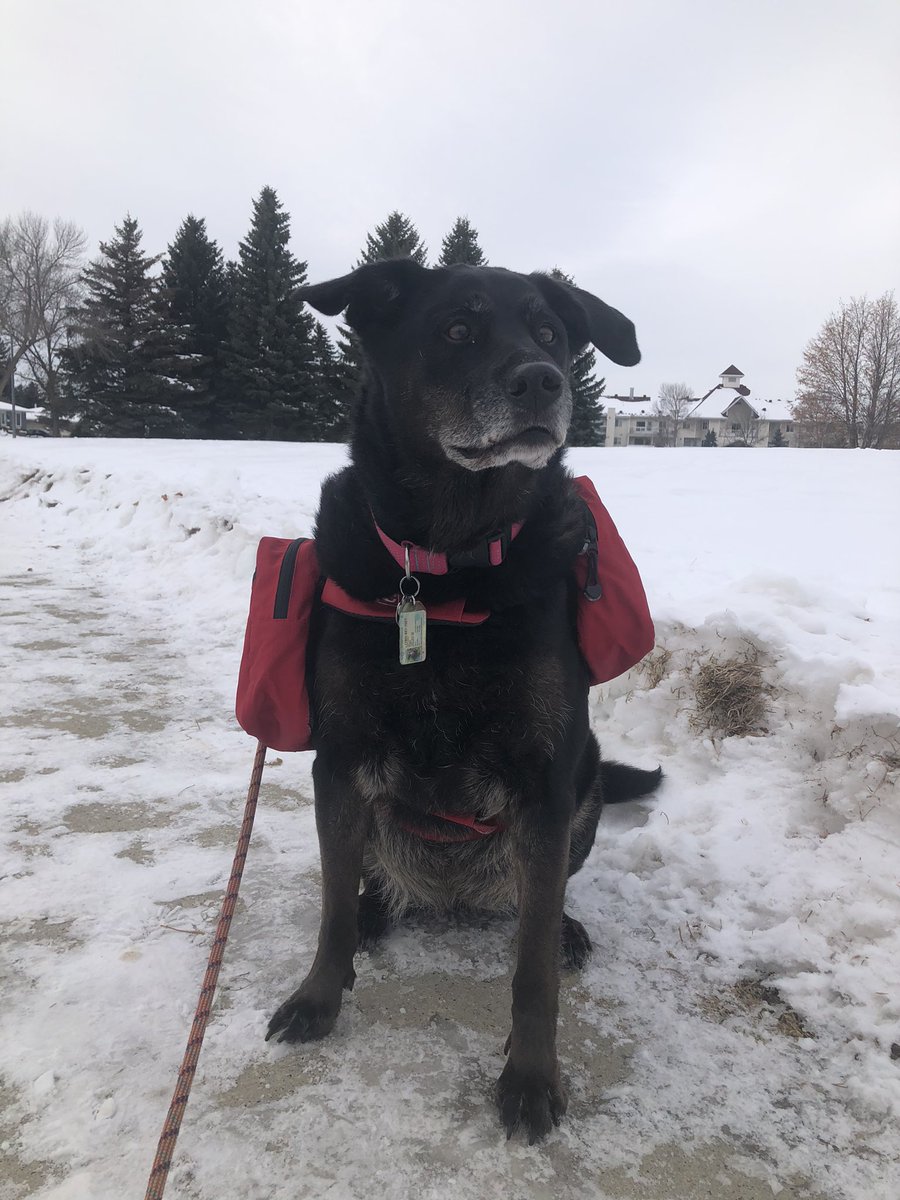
[
  {"x1": 311, "y1": 321, "x2": 355, "y2": 441},
  {"x1": 567, "y1": 353, "x2": 606, "y2": 445},
  {"x1": 158, "y1": 215, "x2": 229, "y2": 437},
  {"x1": 332, "y1": 322, "x2": 364, "y2": 417},
  {"x1": 770, "y1": 425, "x2": 786, "y2": 447},
  {"x1": 224, "y1": 259, "x2": 239, "y2": 309},
  {"x1": 2, "y1": 378, "x2": 40, "y2": 407},
  {"x1": 62, "y1": 215, "x2": 190, "y2": 437},
  {"x1": 222, "y1": 187, "x2": 317, "y2": 440},
  {"x1": 702, "y1": 428, "x2": 718, "y2": 446},
  {"x1": 357, "y1": 211, "x2": 428, "y2": 265},
  {"x1": 548, "y1": 269, "x2": 606, "y2": 446},
  {"x1": 438, "y1": 217, "x2": 487, "y2": 266}
]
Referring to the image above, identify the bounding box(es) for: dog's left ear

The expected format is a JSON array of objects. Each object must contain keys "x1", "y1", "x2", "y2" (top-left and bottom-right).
[
  {"x1": 530, "y1": 274, "x2": 641, "y2": 367},
  {"x1": 299, "y1": 259, "x2": 428, "y2": 332}
]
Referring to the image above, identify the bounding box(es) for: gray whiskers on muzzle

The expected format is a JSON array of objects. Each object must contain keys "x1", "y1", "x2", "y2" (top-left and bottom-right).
[{"x1": 436, "y1": 383, "x2": 572, "y2": 472}]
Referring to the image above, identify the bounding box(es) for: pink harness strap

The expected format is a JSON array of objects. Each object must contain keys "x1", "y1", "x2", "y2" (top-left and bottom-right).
[
  {"x1": 321, "y1": 578, "x2": 490, "y2": 625},
  {"x1": 398, "y1": 810, "x2": 508, "y2": 843}
]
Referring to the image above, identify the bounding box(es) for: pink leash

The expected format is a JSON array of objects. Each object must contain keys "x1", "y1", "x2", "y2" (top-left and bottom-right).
[{"x1": 143, "y1": 740, "x2": 266, "y2": 1199}]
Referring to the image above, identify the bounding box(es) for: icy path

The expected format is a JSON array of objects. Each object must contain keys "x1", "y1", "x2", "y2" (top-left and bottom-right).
[{"x1": 1, "y1": 442, "x2": 898, "y2": 1200}]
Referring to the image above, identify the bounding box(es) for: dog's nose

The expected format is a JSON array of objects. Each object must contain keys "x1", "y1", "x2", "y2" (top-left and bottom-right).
[{"x1": 506, "y1": 362, "x2": 565, "y2": 408}]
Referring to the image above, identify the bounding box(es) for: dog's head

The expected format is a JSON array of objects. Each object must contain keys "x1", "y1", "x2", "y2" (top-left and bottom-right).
[{"x1": 300, "y1": 260, "x2": 640, "y2": 472}]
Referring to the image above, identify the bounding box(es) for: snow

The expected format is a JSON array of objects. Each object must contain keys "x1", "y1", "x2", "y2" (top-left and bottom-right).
[{"x1": 1, "y1": 439, "x2": 899, "y2": 1200}]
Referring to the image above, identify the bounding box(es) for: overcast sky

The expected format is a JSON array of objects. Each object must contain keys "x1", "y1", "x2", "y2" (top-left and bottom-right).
[{"x1": 4, "y1": 0, "x2": 899, "y2": 404}]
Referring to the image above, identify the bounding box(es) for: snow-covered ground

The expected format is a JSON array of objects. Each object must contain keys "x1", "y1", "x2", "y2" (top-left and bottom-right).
[{"x1": 1, "y1": 438, "x2": 898, "y2": 1200}]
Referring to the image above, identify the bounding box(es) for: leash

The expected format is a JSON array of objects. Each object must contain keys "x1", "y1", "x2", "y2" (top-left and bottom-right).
[{"x1": 143, "y1": 739, "x2": 267, "y2": 1200}]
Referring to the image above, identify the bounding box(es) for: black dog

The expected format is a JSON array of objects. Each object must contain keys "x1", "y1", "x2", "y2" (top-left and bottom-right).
[{"x1": 265, "y1": 260, "x2": 661, "y2": 1142}]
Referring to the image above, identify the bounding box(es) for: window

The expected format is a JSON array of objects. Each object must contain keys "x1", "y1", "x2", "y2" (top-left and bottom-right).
[{"x1": 701, "y1": 420, "x2": 709, "y2": 430}]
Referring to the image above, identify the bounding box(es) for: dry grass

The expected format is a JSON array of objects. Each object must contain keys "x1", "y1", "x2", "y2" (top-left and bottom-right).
[
  {"x1": 873, "y1": 732, "x2": 900, "y2": 773},
  {"x1": 690, "y1": 645, "x2": 768, "y2": 737},
  {"x1": 639, "y1": 646, "x2": 673, "y2": 690},
  {"x1": 700, "y1": 979, "x2": 813, "y2": 1040}
]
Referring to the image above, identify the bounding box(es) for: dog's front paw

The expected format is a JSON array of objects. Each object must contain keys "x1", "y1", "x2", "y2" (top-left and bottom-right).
[
  {"x1": 265, "y1": 984, "x2": 344, "y2": 1044},
  {"x1": 495, "y1": 1061, "x2": 568, "y2": 1143},
  {"x1": 561, "y1": 912, "x2": 592, "y2": 970}
]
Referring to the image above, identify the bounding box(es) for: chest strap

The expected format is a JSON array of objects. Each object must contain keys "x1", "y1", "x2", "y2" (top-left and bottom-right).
[
  {"x1": 321, "y1": 578, "x2": 490, "y2": 625},
  {"x1": 397, "y1": 810, "x2": 508, "y2": 843}
]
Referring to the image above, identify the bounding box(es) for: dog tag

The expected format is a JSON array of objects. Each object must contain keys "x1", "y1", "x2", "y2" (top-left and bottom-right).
[{"x1": 397, "y1": 596, "x2": 427, "y2": 665}]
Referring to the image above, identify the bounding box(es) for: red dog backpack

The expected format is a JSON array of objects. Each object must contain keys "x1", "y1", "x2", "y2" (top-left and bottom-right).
[
  {"x1": 235, "y1": 537, "x2": 321, "y2": 753},
  {"x1": 235, "y1": 477, "x2": 654, "y2": 751},
  {"x1": 572, "y1": 475, "x2": 655, "y2": 686}
]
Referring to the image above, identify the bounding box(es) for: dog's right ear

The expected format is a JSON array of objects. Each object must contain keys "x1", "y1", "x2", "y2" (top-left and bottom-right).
[{"x1": 299, "y1": 259, "x2": 428, "y2": 330}]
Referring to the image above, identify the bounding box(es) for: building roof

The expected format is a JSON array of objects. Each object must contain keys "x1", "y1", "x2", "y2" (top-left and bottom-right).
[
  {"x1": 720, "y1": 364, "x2": 744, "y2": 376},
  {"x1": 685, "y1": 394, "x2": 794, "y2": 422},
  {"x1": 0, "y1": 403, "x2": 52, "y2": 423},
  {"x1": 752, "y1": 397, "x2": 795, "y2": 422}
]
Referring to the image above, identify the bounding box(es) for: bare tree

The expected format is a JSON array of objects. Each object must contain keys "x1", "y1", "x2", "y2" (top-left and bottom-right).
[
  {"x1": 791, "y1": 390, "x2": 846, "y2": 447},
  {"x1": 796, "y1": 292, "x2": 900, "y2": 449},
  {"x1": 22, "y1": 258, "x2": 86, "y2": 436},
  {"x1": 0, "y1": 213, "x2": 87, "y2": 433},
  {"x1": 653, "y1": 381, "x2": 694, "y2": 446}
]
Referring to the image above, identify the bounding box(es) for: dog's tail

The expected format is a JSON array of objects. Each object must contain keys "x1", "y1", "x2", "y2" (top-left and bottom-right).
[{"x1": 601, "y1": 761, "x2": 663, "y2": 804}]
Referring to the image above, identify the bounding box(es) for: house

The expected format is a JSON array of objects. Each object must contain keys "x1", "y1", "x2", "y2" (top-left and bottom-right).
[
  {"x1": 603, "y1": 405, "x2": 657, "y2": 447},
  {"x1": 681, "y1": 392, "x2": 797, "y2": 447},
  {"x1": 0, "y1": 401, "x2": 29, "y2": 433},
  {"x1": 602, "y1": 369, "x2": 798, "y2": 447},
  {"x1": 602, "y1": 390, "x2": 654, "y2": 446},
  {"x1": 0, "y1": 401, "x2": 54, "y2": 436}
]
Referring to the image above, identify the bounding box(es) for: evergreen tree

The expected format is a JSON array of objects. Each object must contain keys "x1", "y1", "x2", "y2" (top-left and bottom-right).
[
  {"x1": 566, "y1": 353, "x2": 606, "y2": 445},
  {"x1": 770, "y1": 425, "x2": 786, "y2": 447},
  {"x1": 438, "y1": 217, "x2": 487, "y2": 266},
  {"x1": 357, "y1": 211, "x2": 428, "y2": 265},
  {"x1": 549, "y1": 269, "x2": 606, "y2": 446},
  {"x1": 2, "y1": 377, "x2": 40, "y2": 407},
  {"x1": 333, "y1": 322, "x2": 365, "y2": 416},
  {"x1": 224, "y1": 259, "x2": 239, "y2": 309},
  {"x1": 702, "y1": 428, "x2": 718, "y2": 446},
  {"x1": 158, "y1": 215, "x2": 229, "y2": 436},
  {"x1": 62, "y1": 215, "x2": 190, "y2": 437},
  {"x1": 311, "y1": 321, "x2": 355, "y2": 441},
  {"x1": 222, "y1": 187, "x2": 317, "y2": 440}
]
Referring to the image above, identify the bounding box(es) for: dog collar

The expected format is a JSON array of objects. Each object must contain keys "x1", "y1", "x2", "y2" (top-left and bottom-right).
[{"x1": 372, "y1": 517, "x2": 524, "y2": 575}]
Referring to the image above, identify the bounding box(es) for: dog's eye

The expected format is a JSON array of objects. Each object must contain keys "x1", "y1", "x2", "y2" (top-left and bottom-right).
[
  {"x1": 537, "y1": 324, "x2": 557, "y2": 344},
  {"x1": 445, "y1": 321, "x2": 472, "y2": 343}
]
